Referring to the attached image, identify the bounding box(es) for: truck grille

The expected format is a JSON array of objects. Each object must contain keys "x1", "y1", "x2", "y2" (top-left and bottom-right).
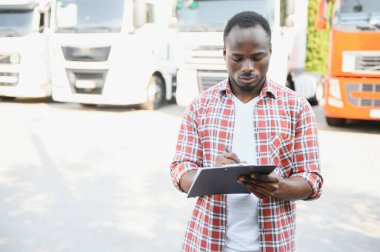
[
  {"x1": 185, "y1": 45, "x2": 224, "y2": 65},
  {"x1": 66, "y1": 69, "x2": 107, "y2": 95},
  {"x1": 346, "y1": 83, "x2": 380, "y2": 107},
  {"x1": 197, "y1": 71, "x2": 227, "y2": 92},
  {"x1": 343, "y1": 51, "x2": 380, "y2": 74},
  {"x1": 61, "y1": 47, "x2": 111, "y2": 62},
  {"x1": 0, "y1": 72, "x2": 18, "y2": 86},
  {"x1": 355, "y1": 55, "x2": 380, "y2": 72}
]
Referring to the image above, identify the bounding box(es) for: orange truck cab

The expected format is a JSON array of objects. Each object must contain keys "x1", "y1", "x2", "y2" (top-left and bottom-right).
[{"x1": 316, "y1": 0, "x2": 380, "y2": 126}]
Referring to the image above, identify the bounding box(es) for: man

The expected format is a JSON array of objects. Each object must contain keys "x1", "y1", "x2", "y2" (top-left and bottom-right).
[{"x1": 170, "y1": 11, "x2": 323, "y2": 252}]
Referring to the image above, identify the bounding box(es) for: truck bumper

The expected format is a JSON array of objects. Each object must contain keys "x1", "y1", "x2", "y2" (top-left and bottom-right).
[
  {"x1": 324, "y1": 77, "x2": 380, "y2": 121},
  {"x1": 51, "y1": 65, "x2": 149, "y2": 106},
  {"x1": 52, "y1": 84, "x2": 147, "y2": 106}
]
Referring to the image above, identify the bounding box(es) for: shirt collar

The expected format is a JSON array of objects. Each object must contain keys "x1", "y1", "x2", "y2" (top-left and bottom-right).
[{"x1": 219, "y1": 78, "x2": 278, "y2": 99}]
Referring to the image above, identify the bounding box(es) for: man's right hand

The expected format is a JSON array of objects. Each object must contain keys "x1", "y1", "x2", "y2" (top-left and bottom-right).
[{"x1": 215, "y1": 152, "x2": 241, "y2": 166}]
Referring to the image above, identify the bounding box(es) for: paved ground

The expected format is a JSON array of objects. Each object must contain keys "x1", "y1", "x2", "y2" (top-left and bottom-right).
[{"x1": 0, "y1": 98, "x2": 379, "y2": 252}]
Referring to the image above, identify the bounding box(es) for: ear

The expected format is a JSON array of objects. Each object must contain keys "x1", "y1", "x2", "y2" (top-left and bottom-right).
[
  {"x1": 223, "y1": 48, "x2": 226, "y2": 60},
  {"x1": 269, "y1": 43, "x2": 272, "y2": 55}
]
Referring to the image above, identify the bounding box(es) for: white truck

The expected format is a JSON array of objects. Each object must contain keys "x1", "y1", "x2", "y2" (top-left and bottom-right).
[
  {"x1": 172, "y1": 0, "x2": 320, "y2": 106},
  {"x1": 49, "y1": 0, "x2": 176, "y2": 109},
  {"x1": 0, "y1": 0, "x2": 51, "y2": 100}
]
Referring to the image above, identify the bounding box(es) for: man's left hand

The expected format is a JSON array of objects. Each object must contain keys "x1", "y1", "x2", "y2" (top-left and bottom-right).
[{"x1": 238, "y1": 173, "x2": 281, "y2": 199}]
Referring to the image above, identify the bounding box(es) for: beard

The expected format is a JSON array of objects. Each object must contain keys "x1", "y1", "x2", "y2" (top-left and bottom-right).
[
  {"x1": 235, "y1": 81, "x2": 256, "y2": 92},
  {"x1": 229, "y1": 75, "x2": 265, "y2": 93}
]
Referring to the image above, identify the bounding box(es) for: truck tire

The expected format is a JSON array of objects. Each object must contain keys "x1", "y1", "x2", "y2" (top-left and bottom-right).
[
  {"x1": 286, "y1": 73, "x2": 295, "y2": 91},
  {"x1": 140, "y1": 75, "x2": 165, "y2": 110},
  {"x1": 308, "y1": 76, "x2": 324, "y2": 106},
  {"x1": 80, "y1": 103, "x2": 97, "y2": 108},
  {"x1": 1, "y1": 97, "x2": 16, "y2": 101},
  {"x1": 326, "y1": 116, "x2": 345, "y2": 127}
]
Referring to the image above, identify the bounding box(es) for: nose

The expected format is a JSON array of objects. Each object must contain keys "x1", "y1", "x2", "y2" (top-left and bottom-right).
[{"x1": 242, "y1": 59, "x2": 254, "y2": 73}]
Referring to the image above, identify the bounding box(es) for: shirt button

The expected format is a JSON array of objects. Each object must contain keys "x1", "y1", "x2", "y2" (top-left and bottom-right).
[
  {"x1": 220, "y1": 226, "x2": 225, "y2": 231},
  {"x1": 221, "y1": 201, "x2": 225, "y2": 206}
]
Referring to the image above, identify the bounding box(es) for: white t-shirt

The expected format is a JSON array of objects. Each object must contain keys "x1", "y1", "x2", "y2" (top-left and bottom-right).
[{"x1": 225, "y1": 95, "x2": 259, "y2": 252}]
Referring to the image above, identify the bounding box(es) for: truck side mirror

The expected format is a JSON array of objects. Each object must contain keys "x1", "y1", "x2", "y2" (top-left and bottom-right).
[{"x1": 38, "y1": 25, "x2": 45, "y2": 33}]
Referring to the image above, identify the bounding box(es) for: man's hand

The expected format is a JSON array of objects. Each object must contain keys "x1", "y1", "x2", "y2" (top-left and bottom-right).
[
  {"x1": 238, "y1": 173, "x2": 313, "y2": 201},
  {"x1": 215, "y1": 152, "x2": 241, "y2": 166},
  {"x1": 238, "y1": 173, "x2": 281, "y2": 199}
]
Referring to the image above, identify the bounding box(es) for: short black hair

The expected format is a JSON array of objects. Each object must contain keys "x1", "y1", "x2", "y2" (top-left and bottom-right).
[{"x1": 223, "y1": 11, "x2": 271, "y2": 44}]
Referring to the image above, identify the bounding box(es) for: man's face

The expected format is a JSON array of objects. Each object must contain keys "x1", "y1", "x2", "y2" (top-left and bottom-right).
[{"x1": 224, "y1": 25, "x2": 271, "y2": 93}]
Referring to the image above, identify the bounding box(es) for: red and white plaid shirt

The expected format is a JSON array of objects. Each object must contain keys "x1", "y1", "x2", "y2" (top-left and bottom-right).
[{"x1": 171, "y1": 79, "x2": 323, "y2": 252}]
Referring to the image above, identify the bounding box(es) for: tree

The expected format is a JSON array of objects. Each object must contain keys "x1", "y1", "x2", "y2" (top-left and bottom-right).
[{"x1": 305, "y1": 0, "x2": 330, "y2": 74}]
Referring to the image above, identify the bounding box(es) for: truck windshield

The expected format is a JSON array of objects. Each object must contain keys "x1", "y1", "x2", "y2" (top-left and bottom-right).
[
  {"x1": 55, "y1": 0, "x2": 124, "y2": 33},
  {"x1": 335, "y1": 0, "x2": 380, "y2": 26},
  {"x1": 175, "y1": 0, "x2": 275, "y2": 32},
  {"x1": 0, "y1": 10, "x2": 34, "y2": 37}
]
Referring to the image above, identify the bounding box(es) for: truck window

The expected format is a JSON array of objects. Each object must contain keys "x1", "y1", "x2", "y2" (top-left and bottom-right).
[
  {"x1": 55, "y1": 0, "x2": 124, "y2": 33},
  {"x1": 0, "y1": 9, "x2": 34, "y2": 36},
  {"x1": 175, "y1": 0, "x2": 275, "y2": 32}
]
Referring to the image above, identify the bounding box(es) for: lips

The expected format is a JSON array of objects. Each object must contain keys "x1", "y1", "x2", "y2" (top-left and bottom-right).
[{"x1": 238, "y1": 76, "x2": 256, "y2": 84}]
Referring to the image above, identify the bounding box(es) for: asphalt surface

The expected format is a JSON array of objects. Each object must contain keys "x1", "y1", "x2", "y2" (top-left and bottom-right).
[{"x1": 0, "y1": 98, "x2": 379, "y2": 252}]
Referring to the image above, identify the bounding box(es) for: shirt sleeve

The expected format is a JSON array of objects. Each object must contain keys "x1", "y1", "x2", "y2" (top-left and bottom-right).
[
  {"x1": 290, "y1": 99, "x2": 323, "y2": 200},
  {"x1": 170, "y1": 101, "x2": 203, "y2": 192}
]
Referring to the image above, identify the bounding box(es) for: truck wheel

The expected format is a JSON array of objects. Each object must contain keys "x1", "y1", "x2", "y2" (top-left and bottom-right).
[
  {"x1": 326, "y1": 116, "x2": 345, "y2": 127},
  {"x1": 80, "y1": 103, "x2": 97, "y2": 108},
  {"x1": 286, "y1": 73, "x2": 295, "y2": 91},
  {"x1": 1, "y1": 97, "x2": 16, "y2": 101},
  {"x1": 140, "y1": 75, "x2": 165, "y2": 110},
  {"x1": 308, "y1": 77, "x2": 324, "y2": 106}
]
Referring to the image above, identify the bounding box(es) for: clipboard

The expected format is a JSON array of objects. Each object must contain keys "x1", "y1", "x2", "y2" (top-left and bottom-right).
[{"x1": 187, "y1": 164, "x2": 276, "y2": 198}]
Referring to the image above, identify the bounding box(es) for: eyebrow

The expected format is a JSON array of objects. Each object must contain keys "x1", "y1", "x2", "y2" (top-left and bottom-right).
[{"x1": 231, "y1": 51, "x2": 266, "y2": 56}]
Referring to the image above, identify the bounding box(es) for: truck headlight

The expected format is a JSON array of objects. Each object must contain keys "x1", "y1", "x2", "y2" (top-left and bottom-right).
[
  {"x1": 10, "y1": 53, "x2": 20, "y2": 64},
  {"x1": 328, "y1": 78, "x2": 341, "y2": 99}
]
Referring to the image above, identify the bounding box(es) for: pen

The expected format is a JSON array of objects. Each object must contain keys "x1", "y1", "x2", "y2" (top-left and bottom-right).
[{"x1": 224, "y1": 145, "x2": 231, "y2": 153}]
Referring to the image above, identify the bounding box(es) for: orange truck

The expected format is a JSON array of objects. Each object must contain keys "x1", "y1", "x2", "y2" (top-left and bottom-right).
[{"x1": 316, "y1": 0, "x2": 380, "y2": 126}]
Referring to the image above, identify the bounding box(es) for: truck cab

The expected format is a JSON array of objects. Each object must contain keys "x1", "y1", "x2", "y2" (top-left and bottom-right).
[
  {"x1": 49, "y1": 0, "x2": 176, "y2": 109},
  {"x1": 317, "y1": 0, "x2": 380, "y2": 125},
  {"x1": 0, "y1": 0, "x2": 51, "y2": 100},
  {"x1": 172, "y1": 0, "x2": 295, "y2": 107}
]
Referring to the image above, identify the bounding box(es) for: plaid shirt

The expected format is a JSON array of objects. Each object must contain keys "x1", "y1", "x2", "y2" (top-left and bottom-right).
[{"x1": 171, "y1": 79, "x2": 323, "y2": 252}]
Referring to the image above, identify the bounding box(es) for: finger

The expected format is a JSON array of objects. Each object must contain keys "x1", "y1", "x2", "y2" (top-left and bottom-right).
[
  {"x1": 215, "y1": 155, "x2": 238, "y2": 166},
  {"x1": 238, "y1": 175, "x2": 275, "y2": 184},
  {"x1": 247, "y1": 184, "x2": 274, "y2": 198},
  {"x1": 238, "y1": 175, "x2": 252, "y2": 184},
  {"x1": 250, "y1": 173, "x2": 279, "y2": 183},
  {"x1": 241, "y1": 179, "x2": 278, "y2": 194},
  {"x1": 246, "y1": 185, "x2": 267, "y2": 198},
  {"x1": 239, "y1": 176, "x2": 277, "y2": 187},
  {"x1": 222, "y1": 152, "x2": 241, "y2": 164},
  {"x1": 239, "y1": 180, "x2": 275, "y2": 198},
  {"x1": 251, "y1": 191, "x2": 267, "y2": 199}
]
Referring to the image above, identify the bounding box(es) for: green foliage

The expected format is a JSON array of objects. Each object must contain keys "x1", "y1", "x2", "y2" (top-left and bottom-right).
[{"x1": 305, "y1": 0, "x2": 330, "y2": 74}]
